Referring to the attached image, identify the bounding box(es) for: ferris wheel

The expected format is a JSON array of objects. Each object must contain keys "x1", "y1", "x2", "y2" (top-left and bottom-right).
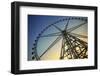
[{"x1": 31, "y1": 17, "x2": 88, "y2": 60}]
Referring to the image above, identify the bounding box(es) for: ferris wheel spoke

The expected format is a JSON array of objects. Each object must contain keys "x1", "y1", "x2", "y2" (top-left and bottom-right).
[
  {"x1": 40, "y1": 32, "x2": 61, "y2": 37},
  {"x1": 69, "y1": 33, "x2": 87, "y2": 38},
  {"x1": 67, "y1": 22, "x2": 87, "y2": 32},
  {"x1": 52, "y1": 24, "x2": 62, "y2": 32},
  {"x1": 64, "y1": 18, "x2": 70, "y2": 30},
  {"x1": 40, "y1": 35, "x2": 62, "y2": 58}
]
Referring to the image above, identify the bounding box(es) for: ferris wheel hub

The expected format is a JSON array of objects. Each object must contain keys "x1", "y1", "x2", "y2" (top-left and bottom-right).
[{"x1": 62, "y1": 30, "x2": 68, "y2": 36}]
